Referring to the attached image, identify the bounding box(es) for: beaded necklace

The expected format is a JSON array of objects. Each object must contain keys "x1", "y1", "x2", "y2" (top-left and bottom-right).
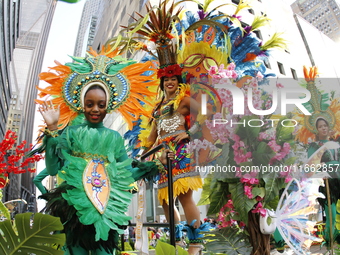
[{"x1": 153, "y1": 97, "x2": 175, "y2": 119}]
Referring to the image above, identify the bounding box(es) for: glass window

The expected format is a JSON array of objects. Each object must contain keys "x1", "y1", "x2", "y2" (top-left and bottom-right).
[
  {"x1": 277, "y1": 62, "x2": 285, "y2": 75},
  {"x1": 291, "y1": 68, "x2": 297, "y2": 80}
]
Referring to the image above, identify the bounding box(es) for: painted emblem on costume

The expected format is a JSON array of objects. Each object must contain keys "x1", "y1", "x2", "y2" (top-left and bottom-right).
[{"x1": 83, "y1": 159, "x2": 110, "y2": 214}]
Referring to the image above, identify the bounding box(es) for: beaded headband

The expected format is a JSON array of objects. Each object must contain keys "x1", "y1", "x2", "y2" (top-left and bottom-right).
[{"x1": 63, "y1": 56, "x2": 130, "y2": 113}]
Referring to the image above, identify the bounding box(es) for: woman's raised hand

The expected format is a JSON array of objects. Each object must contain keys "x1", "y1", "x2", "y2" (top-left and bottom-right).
[{"x1": 38, "y1": 100, "x2": 60, "y2": 130}]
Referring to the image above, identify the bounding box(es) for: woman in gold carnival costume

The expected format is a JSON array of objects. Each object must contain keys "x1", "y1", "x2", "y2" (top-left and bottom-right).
[
  {"x1": 35, "y1": 48, "x2": 173, "y2": 255},
  {"x1": 295, "y1": 66, "x2": 340, "y2": 248}
]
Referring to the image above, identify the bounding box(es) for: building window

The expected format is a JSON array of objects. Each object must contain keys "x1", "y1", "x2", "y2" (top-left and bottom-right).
[
  {"x1": 232, "y1": 0, "x2": 240, "y2": 4},
  {"x1": 254, "y1": 30, "x2": 263, "y2": 40},
  {"x1": 291, "y1": 68, "x2": 297, "y2": 80},
  {"x1": 248, "y1": 9, "x2": 254, "y2": 14},
  {"x1": 277, "y1": 62, "x2": 285, "y2": 75},
  {"x1": 264, "y1": 59, "x2": 271, "y2": 69}
]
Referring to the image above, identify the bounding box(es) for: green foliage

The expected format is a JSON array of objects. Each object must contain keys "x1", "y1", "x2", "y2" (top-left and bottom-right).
[
  {"x1": 0, "y1": 213, "x2": 65, "y2": 255},
  {"x1": 252, "y1": 187, "x2": 265, "y2": 198},
  {"x1": 207, "y1": 180, "x2": 230, "y2": 215},
  {"x1": 262, "y1": 172, "x2": 284, "y2": 206},
  {"x1": 236, "y1": 116, "x2": 261, "y2": 142},
  {"x1": 123, "y1": 241, "x2": 133, "y2": 251},
  {"x1": 276, "y1": 116, "x2": 295, "y2": 145},
  {"x1": 0, "y1": 190, "x2": 10, "y2": 220},
  {"x1": 197, "y1": 176, "x2": 213, "y2": 206},
  {"x1": 335, "y1": 243, "x2": 340, "y2": 255},
  {"x1": 252, "y1": 142, "x2": 275, "y2": 166},
  {"x1": 215, "y1": 143, "x2": 230, "y2": 176},
  {"x1": 155, "y1": 241, "x2": 188, "y2": 255},
  {"x1": 336, "y1": 199, "x2": 340, "y2": 230},
  {"x1": 203, "y1": 227, "x2": 252, "y2": 255},
  {"x1": 229, "y1": 183, "x2": 257, "y2": 225}
]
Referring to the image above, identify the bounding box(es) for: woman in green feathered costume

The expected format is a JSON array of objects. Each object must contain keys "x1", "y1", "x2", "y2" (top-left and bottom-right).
[{"x1": 36, "y1": 52, "x2": 170, "y2": 255}]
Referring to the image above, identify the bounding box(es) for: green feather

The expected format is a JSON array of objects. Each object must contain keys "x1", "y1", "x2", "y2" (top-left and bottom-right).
[
  {"x1": 251, "y1": 15, "x2": 270, "y2": 31},
  {"x1": 260, "y1": 32, "x2": 288, "y2": 51}
]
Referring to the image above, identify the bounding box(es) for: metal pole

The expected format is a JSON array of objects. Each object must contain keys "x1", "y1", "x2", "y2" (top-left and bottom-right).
[
  {"x1": 140, "y1": 144, "x2": 165, "y2": 161},
  {"x1": 121, "y1": 232, "x2": 125, "y2": 251},
  {"x1": 139, "y1": 143, "x2": 176, "y2": 246},
  {"x1": 325, "y1": 179, "x2": 334, "y2": 255},
  {"x1": 166, "y1": 150, "x2": 176, "y2": 247}
]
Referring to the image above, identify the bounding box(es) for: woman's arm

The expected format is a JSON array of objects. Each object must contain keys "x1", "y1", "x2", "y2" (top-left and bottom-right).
[
  {"x1": 174, "y1": 96, "x2": 211, "y2": 143},
  {"x1": 115, "y1": 132, "x2": 173, "y2": 181},
  {"x1": 308, "y1": 142, "x2": 340, "y2": 168},
  {"x1": 39, "y1": 101, "x2": 62, "y2": 175},
  {"x1": 143, "y1": 121, "x2": 158, "y2": 153}
]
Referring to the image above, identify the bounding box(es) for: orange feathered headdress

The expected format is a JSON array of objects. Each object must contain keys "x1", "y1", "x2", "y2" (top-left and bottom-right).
[
  {"x1": 295, "y1": 66, "x2": 340, "y2": 143},
  {"x1": 36, "y1": 48, "x2": 158, "y2": 130}
]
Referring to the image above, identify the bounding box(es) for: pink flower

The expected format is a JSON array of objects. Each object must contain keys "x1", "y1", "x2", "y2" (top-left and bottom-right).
[
  {"x1": 209, "y1": 66, "x2": 218, "y2": 76},
  {"x1": 239, "y1": 221, "x2": 246, "y2": 228},
  {"x1": 231, "y1": 71, "x2": 238, "y2": 79},
  {"x1": 201, "y1": 139, "x2": 209, "y2": 150},
  {"x1": 235, "y1": 167, "x2": 242, "y2": 177},
  {"x1": 232, "y1": 143, "x2": 239, "y2": 150},
  {"x1": 252, "y1": 202, "x2": 267, "y2": 217},
  {"x1": 285, "y1": 177, "x2": 292, "y2": 183},
  {"x1": 258, "y1": 132, "x2": 268, "y2": 141},
  {"x1": 223, "y1": 199, "x2": 234, "y2": 209},
  {"x1": 244, "y1": 185, "x2": 253, "y2": 199},
  {"x1": 231, "y1": 134, "x2": 240, "y2": 142},
  {"x1": 241, "y1": 175, "x2": 259, "y2": 185},
  {"x1": 227, "y1": 62, "x2": 236, "y2": 71},
  {"x1": 218, "y1": 64, "x2": 226, "y2": 73},
  {"x1": 276, "y1": 82, "x2": 284, "y2": 88},
  {"x1": 282, "y1": 142, "x2": 290, "y2": 154},
  {"x1": 256, "y1": 72, "x2": 264, "y2": 81},
  {"x1": 234, "y1": 154, "x2": 244, "y2": 164},
  {"x1": 268, "y1": 140, "x2": 281, "y2": 152}
]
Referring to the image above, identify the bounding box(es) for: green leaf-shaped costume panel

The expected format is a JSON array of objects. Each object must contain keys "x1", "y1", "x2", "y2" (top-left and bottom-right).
[{"x1": 42, "y1": 121, "x2": 143, "y2": 253}]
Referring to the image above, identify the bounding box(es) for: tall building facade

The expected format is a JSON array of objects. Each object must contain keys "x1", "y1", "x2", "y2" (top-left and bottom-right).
[
  {"x1": 2, "y1": 0, "x2": 57, "y2": 212},
  {"x1": 92, "y1": 0, "x2": 148, "y2": 53},
  {"x1": 73, "y1": 0, "x2": 102, "y2": 57},
  {"x1": 291, "y1": 0, "x2": 340, "y2": 42},
  {"x1": 0, "y1": 0, "x2": 21, "y2": 141}
]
